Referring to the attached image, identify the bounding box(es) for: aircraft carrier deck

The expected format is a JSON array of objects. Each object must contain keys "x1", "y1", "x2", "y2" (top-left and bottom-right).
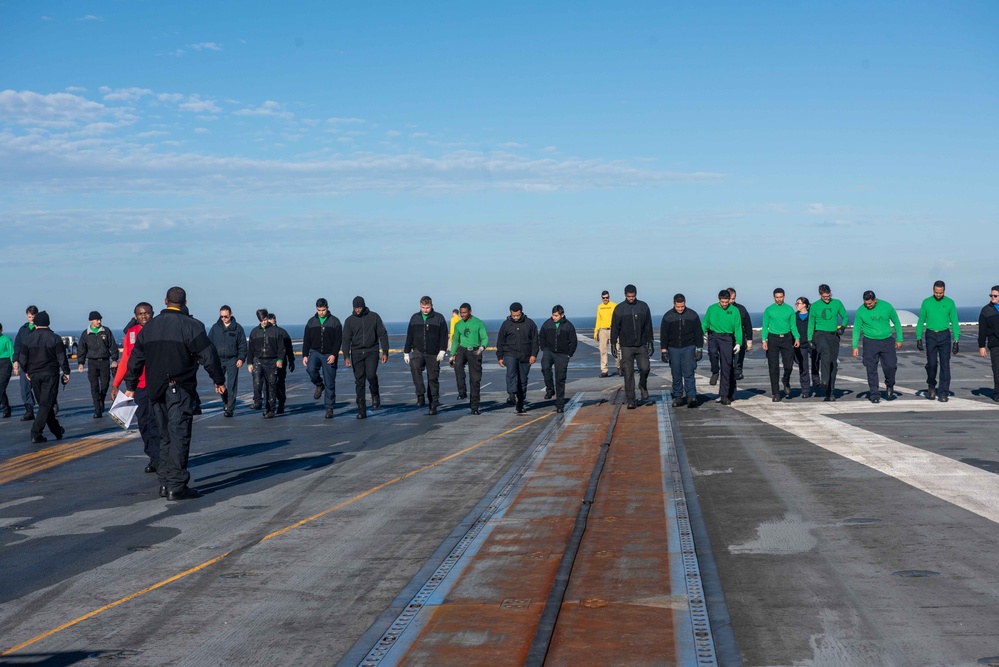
[{"x1": 1, "y1": 325, "x2": 997, "y2": 666}]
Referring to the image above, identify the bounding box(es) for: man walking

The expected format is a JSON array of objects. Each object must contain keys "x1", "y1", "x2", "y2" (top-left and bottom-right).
[
  {"x1": 728, "y1": 288, "x2": 753, "y2": 381},
  {"x1": 208, "y1": 305, "x2": 247, "y2": 418},
  {"x1": 112, "y1": 303, "x2": 161, "y2": 473},
  {"x1": 76, "y1": 311, "x2": 119, "y2": 418},
  {"x1": 450, "y1": 303, "x2": 488, "y2": 415},
  {"x1": 403, "y1": 296, "x2": 449, "y2": 415},
  {"x1": 793, "y1": 297, "x2": 814, "y2": 398},
  {"x1": 12, "y1": 306, "x2": 39, "y2": 421},
  {"x1": 268, "y1": 313, "x2": 295, "y2": 414},
  {"x1": 978, "y1": 286, "x2": 999, "y2": 402},
  {"x1": 610, "y1": 284, "x2": 653, "y2": 409},
  {"x1": 17, "y1": 311, "x2": 69, "y2": 443},
  {"x1": 496, "y1": 302, "x2": 539, "y2": 414},
  {"x1": 247, "y1": 309, "x2": 285, "y2": 419},
  {"x1": 660, "y1": 294, "x2": 703, "y2": 409},
  {"x1": 808, "y1": 284, "x2": 849, "y2": 401},
  {"x1": 916, "y1": 281, "x2": 960, "y2": 402},
  {"x1": 0, "y1": 323, "x2": 13, "y2": 418},
  {"x1": 303, "y1": 298, "x2": 342, "y2": 419},
  {"x1": 852, "y1": 291, "x2": 903, "y2": 404},
  {"x1": 540, "y1": 305, "x2": 577, "y2": 414},
  {"x1": 124, "y1": 286, "x2": 225, "y2": 501},
  {"x1": 342, "y1": 296, "x2": 389, "y2": 419},
  {"x1": 702, "y1": 290, "x2": 744, "y2": 406},
  {"x1": 761, "y1": 288, "x2": 800, "y2": 402},
  {"x1": 594, "y1": 290, "x2": 618, "y2": 377}
]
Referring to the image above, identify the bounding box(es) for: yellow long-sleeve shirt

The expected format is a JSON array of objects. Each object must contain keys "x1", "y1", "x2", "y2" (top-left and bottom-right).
[{"x1": 594, "y1": 301, "x2": 616, "y2": 338}]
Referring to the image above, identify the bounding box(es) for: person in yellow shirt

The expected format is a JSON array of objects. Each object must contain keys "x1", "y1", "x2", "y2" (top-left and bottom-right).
[{"x1": 594, "y1": 290, "x2": 618, "y2": 377}]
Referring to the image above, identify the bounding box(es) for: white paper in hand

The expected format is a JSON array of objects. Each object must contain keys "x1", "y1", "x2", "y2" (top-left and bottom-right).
[{"x1": 109, "y1": 391, "x2": 138, "y2": 430}]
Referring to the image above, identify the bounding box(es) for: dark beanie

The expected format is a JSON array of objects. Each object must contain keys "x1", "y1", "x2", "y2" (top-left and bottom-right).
[
  {"x1": 35, "y1": 311, "x2": 51, "y2": 327},
  {"x1": 352, "y1": 296, "x2": 366, "y2": 309},
  {"x1": 89, "y1": 310, "x2": 102, "y2": 320},
  {"x1": 509, "y1": 302, "x2": 523, "y2": 312}
]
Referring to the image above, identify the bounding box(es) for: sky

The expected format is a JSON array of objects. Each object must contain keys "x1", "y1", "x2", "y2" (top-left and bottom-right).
[{"x1": 2, "y1": 1, "x2": 997, "y2": 328}]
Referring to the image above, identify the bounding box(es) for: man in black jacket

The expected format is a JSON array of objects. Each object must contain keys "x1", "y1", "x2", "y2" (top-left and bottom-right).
[
  {"x1": 496, "y1": 302, "x2": 539, "y2": 414},
  {"x1": 303, "y1": 298, "x2": 342, "y2": 419},
  {"x1": 76, "y1": 311, "x2": 119, "y2": 418},
  {"x1": 979, "y1": 286, "x2": 999, "y2": 402},
  {"x1": 247, "y1": 309, "x2": 285, "y2": 419},
  {"x1": 539, "y1": 305, "x2": 577, "y2": 413},
  {"x1": 268, "y1": 313, "x2": 295, "y2": 414},
  {"x1": 208, "y1": 305, "x2": 247, "y2": 418},
  {"x1": 660, "y1": 294, "x2": 704, "y2": 408},
  {"x1": 728, "y1": 288, "x2": 754, "y2": 381},
  {"x1": 12, "y1": 305, "x2": 39, "y2": 421},
  {"x1": 611, "y1": 284, "x2": 654, "y2": 409},
  {"x1": 342, "y1": 296, "x2": 389, "y2": 419},
  {"x1": 17, "y1": 310, "x2": 70, "y2": 443},
  {"x1": 403, "y1": 296, "x2": 449, "y2": 415},
  {"x1": 124, "y1": 286, "x2": 225, "y2": 501}
]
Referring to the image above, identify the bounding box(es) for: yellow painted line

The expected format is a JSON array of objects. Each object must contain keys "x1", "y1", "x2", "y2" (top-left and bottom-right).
[
  {"x1": 1, "y1": 412, "x2": 553, "y2": 656},
  {"x1": 0, "y1": 436, "x2": 133, "y2": 486}
]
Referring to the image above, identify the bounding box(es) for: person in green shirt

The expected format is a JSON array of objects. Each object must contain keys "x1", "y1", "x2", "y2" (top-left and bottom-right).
[
  {"x1": 851, "y1": 290, "x2": 903, "y2": 403},
  {"x1": 808, "y1": 284, "x2": 849, "y2": 402},
  {"x1": 450, "y1": 302, "x2": 489, "y2": 415},
  {"x1": 761, "y1": 288, "x2": 800, "y2": 402},
  {"x1": 0, "y1": 323, "x2": 14, "y2": 418},
  {"x1": 702, "y1": 290, "x2": 744, "y2": 405},
  {"x1": 915, "y1": 280, "x2": 960, "y2": 402}
]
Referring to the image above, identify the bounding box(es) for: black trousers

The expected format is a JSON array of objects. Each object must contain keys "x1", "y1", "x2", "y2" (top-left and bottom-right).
[
  {"x1": 989, "y1": 347, "x2": 999, "y2": 393},
  {"x1": 252, "y1": 359, "x2": 279, "y2": 410},
  {"x1": 275, "y1": 364, "x2": 288, "y2": 409},
  {"x1": 133, "y1": 386, "x2": 160, "y2": 461},
  {"x1": 813, "y1": 331, "x2": 841, "y2": 394},
  {"x1": 409, "y1": 350, "x2": 441, "y2": 404},
  {"x1": 735, "y1": 342, "x2": 748, "y2": 377},
  {"x1": 152, "y1": 386, "x2": 196, "y2": 492},
  {"x1": 220, "y1": 358, "x2": 240, "y2": 412},
  {"x1": 708, "y1": 333, "x2": 736, "y2": 399},
  {"x1": 862, "y1": 337, "x2": 897, "y2": 397},
  {"x1": 20, "y1": 370, "x2": 36, "y2": 409},
  {"x1": 0, "y1": 359, "x2": 11, "y2": 412},
  {"x1": 86, "y1": 359, "x2": 111, "y2": 411},
  {"x1": 351, "y1": 349, "x2": 380, "y2": 404},
  {"x1": 455, "y1": 347, "x2": 483, "y2": 409},
  {"x1": 924, "y1": 330, "x2": 952, "y2": 394},
  {"x1": 541, "y1": 352, "x2": 569, "y2": 407},
  {"x1": 794, "y1": 343, "x2": 813, "y2": 393},
  {"x1": 503, "y1": 356, "x2": 531, "y2": 407},
  {"x1": 29, "y1": 373, "x2": 62, "y2": 438},
  {"x1": 766, "y1": 334, "x2": 795, "y2": 394},
  {"x1": 619, "y1": 345, "x2": 650, "y2": 403}
]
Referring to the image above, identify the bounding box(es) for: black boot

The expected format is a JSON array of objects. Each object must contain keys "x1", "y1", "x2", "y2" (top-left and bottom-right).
[
  {"x1": 416, "y1": 394, "x2": 426, "y2": 407},
  {"x1": 371, "y1": 394, "x2": 380, "y2": 410},
  {"x1": 357, "y1": 400, "x2": 367, "y2": 419},
  {"x1": 21, "y1": 406, "x2": 34, "y2": 422}
]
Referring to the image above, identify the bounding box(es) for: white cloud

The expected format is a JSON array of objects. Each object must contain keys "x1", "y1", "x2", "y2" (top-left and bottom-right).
[
  {"x1": 179, "y1": 96, "x2": 221, "y2": 113},
  {"x1": 136, "y1": 130, "x2": 168, "y2": 138},
  {"x1": 41, "y1": 16, "x2": 53, "y2": 21},
  {"x1": 188, "y1": 42, "x2": 222, "y2": 52},
  {"x1": 326, "y1": 117, "x2": 365, "y2": 125},
  {"x1": 194, "y1": 127, "x2": 209, "y2": 134},
  {"x1": 79, "y1": 122, "x2": 119, "y2": 136},
  {"x1": 499, "y1": 142, "x2": 525, "y2": 149},
  {"x1": 0, "y1": 90, "x2": 111, "y2": 128},
  {"x1": 386, "y1": 130, "x2": 401, "y2": 138},
  {"x1": 233, "y1": 100, "x2": 292, "y2": 120},
  {"x1": 77, "y1": 15, "x2": 103, "y2": 21},
  {"x1": 412, "y1": 132, "x2": 429, "y2": 138},
  {"x1": 65, "y1": 86, "x2": 87, "y2": 93},
  {"x1": 102, "y1": 87, "x2": 154, "y2": 102}
]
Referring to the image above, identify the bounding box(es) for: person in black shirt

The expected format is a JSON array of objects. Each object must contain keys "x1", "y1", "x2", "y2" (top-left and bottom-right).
[
  {"x1": 17, "y1": 310, "x2": 70, "y2": 443},
  {"x1": 303, "y1": 298, "x2": 342, "y2": 419},
  {"x1": 342, "y1": 296, "x2": 389, "y2": 419},
  {"x1": 610, "y1": 284, "x2": 654, "y2": 409},
  {"x1": 660, "y1": 294, "x2": 704, "y2": 408},
  {"x1": 728, "y1": 288, "x2": 753, "y2": 381},
  {"x1": 539, "y1": 305, "x2": 577, "y2": 413},
  {"x1": 268, "y1": 313, "x2": 295, "y2": 414},
  {"x1": 496, "y1": 302, "x2": 539, "y2": 414},
  {"x1": 208, "y1": 306, "x2": 247, "y2": 418},
  {"x1": 403, "y1": 296, "x2": 449, "y2": 415},
  {"x1": 247, "y1": 309, "x2": 285, "y2": 418}
]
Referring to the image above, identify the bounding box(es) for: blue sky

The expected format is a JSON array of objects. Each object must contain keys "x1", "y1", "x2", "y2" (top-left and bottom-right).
[{"x1": 2, "y1": 1, "x2": 997, "y2": 328}]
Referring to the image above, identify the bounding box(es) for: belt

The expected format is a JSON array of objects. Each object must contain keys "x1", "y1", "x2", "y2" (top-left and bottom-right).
[
  {"x1": 708, "y1": 331, "x2": 734, "y2": 337},
  {"x1": 768, "y1": 333, "x2": 791, "y2": 338}
]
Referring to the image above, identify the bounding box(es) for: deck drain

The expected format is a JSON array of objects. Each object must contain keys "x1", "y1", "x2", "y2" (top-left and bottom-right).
[
  {"x1": 843, "y1": 518, "x2": 881, "y2": 525},
  {"x1": 219, "y1": 571, "x2": 257, "y2": 579},
  {"x1": 500, "y1": 598, "x2": 531, "y2": 609},
  {"x1": 240, "y1": 505, "x2": 268, "y2": 510},
  {"x1": 87, "y1": 649, "x2": 144, "y2": 660},
  {"x1": 893, "y1": 570, "x2": 940, "y2": 578},
  {"x1": 124, "y1": 492, "x2": 151, "y2": 496},
  {"x1": 127, "y1": 546, "x2": 160, "y2": 552}
]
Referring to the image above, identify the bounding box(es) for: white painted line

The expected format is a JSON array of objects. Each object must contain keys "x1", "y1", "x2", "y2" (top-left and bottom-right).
[{"x1": 732, "y1": 400, "x2": 999, "y2": 524}]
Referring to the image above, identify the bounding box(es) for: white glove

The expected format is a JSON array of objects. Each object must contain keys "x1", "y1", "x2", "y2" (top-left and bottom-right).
[
  {"x1": 436, "y1": 351, "x2": 445, "y2": 362},
  {"x1": 733, "y1": 344, "x2": 741, "y2": 354},
  {"x1": 475, "y1": 346, "x2": 484, "y2": 356},
  {"x1": 403, "y1": 353, "x2": 410, "y2": 365}
]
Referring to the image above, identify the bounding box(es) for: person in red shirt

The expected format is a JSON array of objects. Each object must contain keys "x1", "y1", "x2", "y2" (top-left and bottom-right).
[{"x1": 112, "y1": 303, "x2": 160, "y2": 473}]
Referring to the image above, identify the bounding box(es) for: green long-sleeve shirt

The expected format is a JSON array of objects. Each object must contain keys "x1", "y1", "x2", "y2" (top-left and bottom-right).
[
  {"x1": 852, "y1": 300, "x2": 903, "y2": 348},
  {"x1": 450, "y1": 316, "x2": 489, "y2": 354},
  {"x1": 807, "y1": 297, "x2": 849, "y2": 339},
  {"x1": 761, "y1": 303, "x2": 799, "y2": 340},
  {"x1": 915, "y1": 295, "x2": 959, "y2": 340},
  {"x1": 0, "y1": 334, "x2": 12, "y2": 361},
  {"x1": 702, "y1": 303, "x2": 744, "y2": 345}
]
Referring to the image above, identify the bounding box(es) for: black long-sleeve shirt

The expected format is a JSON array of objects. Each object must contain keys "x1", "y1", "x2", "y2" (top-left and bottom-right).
[
  {"x1": 342, "y1": 308, "x2": 389, "y2": 356},
  {"x1": 539, "y1": 318, "x2": 578, "y2": 356},
  {"x1": 18, "y1": 328, "x2": 70, "y2": 377},
  {"x1": 660, "y1": 308, "x2": 704, "y2": 349},
  {"x1": 404, "y1": 310, "x2": 449, "y2": 355},
  {"x1": 610, "y1": 299, "x2": 654, "y2": 348}
]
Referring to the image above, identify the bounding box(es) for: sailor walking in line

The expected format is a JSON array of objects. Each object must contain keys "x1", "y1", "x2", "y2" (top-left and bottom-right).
[
  {"x1": 761, "y1": 288, "x2": 800, "y2": 402},
  {"x1": 852, "y1": 290, "x2": 903, "y2": 404},
  {"x1": 916, "y1": 280, "x2": 960, "y2": 402},
  {"x1": 808, "y1": 284, "x2": 849, "y2": 402},
  {"x1": 540, "y1": 305, "x2": 577, "y2": 414},
  {"x1": 76, "y1": 310, "x2": 119, "y2": 418},
  {"x1": 450, "y1": 303, "x2": 488, "y2": 415},
  {"x1": 702, "y1": 290, "x2": 744, "y2": 406},
  {"x1": 342, "y1": 296, "x2": 389, "y2": 420},
  {"x1": 403, "y1": 296, "x2": 449, "y2": 415}
]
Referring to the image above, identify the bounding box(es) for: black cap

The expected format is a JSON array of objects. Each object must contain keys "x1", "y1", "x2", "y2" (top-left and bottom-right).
[
  {"x1": 863, "y1": 290, "x2": 876, "y2": 301},
  {"x1": 624, "y1": 284, "x2": 637, "y2": 294},
  {"x1": 509, "y1": 302, "x2": 523, "y2": 312},
  {"x1": 35, "y1": 311, "x2": 51, "y2": 327},
  {"x1": 89, "y1": 311, "x2": 102, "y2": 320},
  {"x1": 352, "y1": 296, "x2": 366, "y2": 309}
]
